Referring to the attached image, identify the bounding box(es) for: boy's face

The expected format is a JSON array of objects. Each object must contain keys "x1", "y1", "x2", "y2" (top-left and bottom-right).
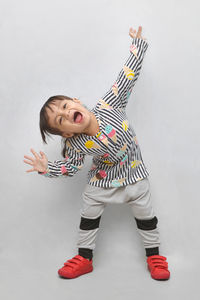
[{"x1": 46, "y1": 98, "x2": 94, "y2": 138}]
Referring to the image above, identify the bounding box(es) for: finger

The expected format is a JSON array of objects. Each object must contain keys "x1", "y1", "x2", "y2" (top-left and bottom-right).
[
  {"x1": 132, "y1": 30, "x2": 136, "y2": 36},
  {"x1": 26, "y1": 168, "x2": 35, "y2": 173},
  {"x1": 30, "y1": 148, "x2": 40, "y2": 159},
  {"x1": 136, "y1": 26, "x2": 142, "y2": 38},
  {"x1": 23, "y1": 159, "x2": 34, "y2": 166},
  {"x1": 24, "y1": 155, "x2": 34, "y2": 162},
  {"x1": 130, "y1": 28, "x2": 136, "y2": 35},
  {"x1": 39, "y1": 151, "x2": 45, "y2": 158}
]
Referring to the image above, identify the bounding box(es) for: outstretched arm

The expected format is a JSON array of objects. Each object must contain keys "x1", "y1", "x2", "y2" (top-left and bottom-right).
[
  {"x1": 98, "y1": 26, "x2": 148, "y2": 110},
  {"x1": 23, "y1": 148, "x2": 85, "y2": 178}
]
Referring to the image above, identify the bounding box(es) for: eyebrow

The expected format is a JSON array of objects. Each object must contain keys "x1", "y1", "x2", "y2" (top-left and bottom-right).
[
  {"x1": 54, "y1": 115, "x2": 61, "y2": 126},
  {"x1": 53, "y1": 102, "x2": 64, "y2": 126},
  {"x1": 46, "y1": 104, "x2": 59, "y2": 127}
]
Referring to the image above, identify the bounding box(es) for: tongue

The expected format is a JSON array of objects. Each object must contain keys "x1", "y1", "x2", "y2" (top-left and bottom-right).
[{"x1": 75, "y1": 113, "x2": 82, "y2": 123}]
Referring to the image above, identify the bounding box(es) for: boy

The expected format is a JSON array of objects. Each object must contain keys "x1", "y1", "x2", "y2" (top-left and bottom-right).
[{"x1": 24, "y1": 26, "x2": 170, "y2": 280}]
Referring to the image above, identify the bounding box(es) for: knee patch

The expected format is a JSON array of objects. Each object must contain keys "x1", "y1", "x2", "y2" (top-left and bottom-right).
[
  {"x1": 80, "y1": 216, "x2": 101, "y2": 230},
  {"x1": 135, "y1": 216, "x2": 158, "y2": 230}
]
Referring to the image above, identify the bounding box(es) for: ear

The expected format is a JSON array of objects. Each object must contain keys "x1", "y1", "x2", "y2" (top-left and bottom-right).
[
  {"x1": 62, "y1": 132, "x2": 74, "y2": 138},
  {"x1": 73, "y1": 97, "x2": 81, "y2": 104}
]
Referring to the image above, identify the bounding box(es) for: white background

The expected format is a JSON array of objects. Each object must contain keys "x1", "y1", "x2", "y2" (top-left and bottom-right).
[{"x1": 0, "y1": 0, "x2": 199, "y2": 299}]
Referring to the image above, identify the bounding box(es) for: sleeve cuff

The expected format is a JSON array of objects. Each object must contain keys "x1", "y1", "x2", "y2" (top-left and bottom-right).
[
  {"x1": 132, "y1": 37, "x2": 149, "y2": 49},
  {"x1": 38, "y1": 167, "x2": 51, "y2": 176}
]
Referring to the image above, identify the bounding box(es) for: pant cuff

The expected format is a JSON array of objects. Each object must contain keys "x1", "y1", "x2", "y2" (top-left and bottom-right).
[
  {"x1": 145, "y1": 247, "x2": 159, "y2": 257},
  {"x1": 78, "y1": 248, "x2": 93, "y2": 260}
]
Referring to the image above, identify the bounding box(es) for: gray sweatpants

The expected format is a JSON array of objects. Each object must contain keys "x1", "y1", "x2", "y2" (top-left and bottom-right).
[{"x1": 77, "y1": 178, "x2": 160, "y2": 258}]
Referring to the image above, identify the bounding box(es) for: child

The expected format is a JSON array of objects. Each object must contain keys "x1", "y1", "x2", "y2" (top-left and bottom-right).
[{"x1": 24, "y1": 26, "x2": 170, "y2": 280}]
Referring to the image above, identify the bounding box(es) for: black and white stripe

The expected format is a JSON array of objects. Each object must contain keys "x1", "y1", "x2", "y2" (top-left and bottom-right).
[{"x1": 41, "y1": 37, "x2": 150, "y2": 188}]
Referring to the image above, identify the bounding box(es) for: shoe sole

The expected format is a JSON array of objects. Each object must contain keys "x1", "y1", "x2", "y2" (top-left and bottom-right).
[
  {"x1": 151, "y1": 277, "x2": 170, "y2": 281},
  {"x1": 58, "y1": 267, "x2": 93, "y2": 279},
  {"x1": 148, "y1": 266, "x2": 170, "y2": 280}
]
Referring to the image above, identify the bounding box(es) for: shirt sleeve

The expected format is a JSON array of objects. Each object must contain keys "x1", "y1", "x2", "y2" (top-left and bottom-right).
[
  {"x1": 38, "y1": 147, "x2": 86, "y2": 178},
  {"x1": 98, "y1": 37, "x2": 148, "y2": 110}
]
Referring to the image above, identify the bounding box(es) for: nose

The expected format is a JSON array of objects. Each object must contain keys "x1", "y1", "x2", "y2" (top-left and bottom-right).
[{"x1": 60, "y1": 109, "x2": 70, "y2": 121}]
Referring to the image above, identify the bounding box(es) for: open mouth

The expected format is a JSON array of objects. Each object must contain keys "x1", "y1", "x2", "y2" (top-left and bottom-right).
[{"x1": 73, "y1": 111, "x2": 83, "y2": 123}]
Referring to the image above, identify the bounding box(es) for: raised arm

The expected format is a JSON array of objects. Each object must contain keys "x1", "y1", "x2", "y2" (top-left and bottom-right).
[
  {"x1": 98, "y1": 26, "x2": 148, "y2": 110},
  {"x1": 23, "y1": 148, "x2": 85, "y2": 178}
]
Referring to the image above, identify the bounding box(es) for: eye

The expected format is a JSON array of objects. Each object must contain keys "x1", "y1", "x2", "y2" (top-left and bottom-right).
[{"x1": 63, "y1": 103, "x2": 67, "y2": 109}]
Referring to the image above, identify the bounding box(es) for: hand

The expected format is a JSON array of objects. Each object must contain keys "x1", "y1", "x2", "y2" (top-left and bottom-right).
[
  {"x1": 129, "y1": 26, "x2": 147, "y2": 41},
  {"x1": 23, "y1": 148, "x2": 48, "y2": 173}
]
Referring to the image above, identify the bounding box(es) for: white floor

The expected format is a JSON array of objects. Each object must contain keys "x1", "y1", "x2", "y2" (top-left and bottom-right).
[{"x1": 1, "y1": 249, "x2": 197, "y2": 300}]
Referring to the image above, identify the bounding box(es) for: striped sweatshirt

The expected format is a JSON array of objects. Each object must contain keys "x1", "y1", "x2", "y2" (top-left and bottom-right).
[{"x1": 41, "y1": 37, "x2": 149, "y2": 188}]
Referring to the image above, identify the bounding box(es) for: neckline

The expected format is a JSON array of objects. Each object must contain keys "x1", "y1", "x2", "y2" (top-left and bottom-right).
[{"x1": 80, "y1": 109, "x2": 102, "y2": 139}]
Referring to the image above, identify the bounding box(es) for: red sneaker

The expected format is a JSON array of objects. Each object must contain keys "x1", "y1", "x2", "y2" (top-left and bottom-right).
[
  {"x1": 58, "y1": 255, "x2": 93, "y2": 279},
  {"x1": 147, "y1": 255, "x2": 170, "y2": 280}
]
